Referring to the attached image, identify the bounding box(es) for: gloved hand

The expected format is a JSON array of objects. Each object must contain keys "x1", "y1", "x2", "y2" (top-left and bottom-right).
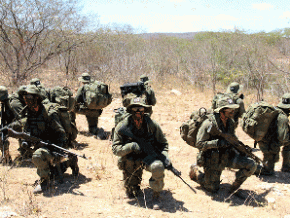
[
  {"x1": 129, "y1": 142, "x2": 142, "y2": 154},
  {"x1": 218, "y1": 139, "x2": 230, "y2": 148}
]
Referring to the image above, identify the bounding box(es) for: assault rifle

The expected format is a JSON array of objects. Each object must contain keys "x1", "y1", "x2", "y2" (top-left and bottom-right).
[
  {"x1": 120, "y1": 82, "x2": 146, "y2": 98},
  {"x1": 207, "y1": 124, "x2": 264, "y2": 165},
  {"x1": 119, "y1": 126, "x2": 196, "y2": 193},
  {"x1": 0, "y1": 127, "x2": 87, "y2": 160}
]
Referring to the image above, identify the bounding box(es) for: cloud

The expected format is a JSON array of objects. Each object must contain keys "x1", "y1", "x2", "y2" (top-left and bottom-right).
[
  {"x1": 280, "y1": 11, "x2": 290, "y2": 19},
  {"x1": 215, "y1": 14, "x2": 238, "y2": 21},
  {"x1": 252, "y1": 3, "x2": 274, "y2": 10}
]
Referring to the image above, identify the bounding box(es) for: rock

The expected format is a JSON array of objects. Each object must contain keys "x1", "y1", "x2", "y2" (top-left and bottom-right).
[{"x1": 170, "y1": 89, "x2": 182, "y2": 96}]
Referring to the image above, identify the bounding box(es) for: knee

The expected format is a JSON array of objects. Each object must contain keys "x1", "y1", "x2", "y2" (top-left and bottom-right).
[{"x1": 150, "y1": 160, "x2": 165, "y2": 174}]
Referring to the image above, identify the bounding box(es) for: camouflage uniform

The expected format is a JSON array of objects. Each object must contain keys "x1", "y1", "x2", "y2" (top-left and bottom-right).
[
  {"x1": 0, "y1": 86, "x2": 16, "y2": 164},
  {"x1": 112, "y1": 97, "x2": 169, "y2": 201},
  {"x1": 190, "y1": 97, "x2": 257, "y2": 193},
  {"x1": 9, "y1": 85, "x2": 78, "y2": 193},
  {"x1": 257, "y1": 93, "x2": 290, "y2": 174},
  {"x1": 30, "y1": 78, "x2": 50, "y2": 102},
  {"x1": 74, "y1": 73, "x2": 103, "y2": 136},
  {"x1": 140, "y1": 74, "x2": 157, "y2": 107},
  {"x1": 9, "y1": 85, "x2": 27, "y2": 116},
  {"x1": 226, "y1": 82, "x2": 246, "y2": 128}
]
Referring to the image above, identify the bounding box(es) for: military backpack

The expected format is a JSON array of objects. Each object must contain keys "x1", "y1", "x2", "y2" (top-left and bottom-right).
[
  {"x1": 241, "y1": 101, "x2": 279, "y2": 141},
  {"x1": 82, "y1": 81, "x2": 112, "y2": 110},
  {"x1": 49, "y1": 86, "x2": 75, "y2": 111},
  {"x1": 180, "y1": 108, "x2": 213, "y2": 147},
  {"x1": 212, "y1": 92, "x2": 242, "y2": 110}
]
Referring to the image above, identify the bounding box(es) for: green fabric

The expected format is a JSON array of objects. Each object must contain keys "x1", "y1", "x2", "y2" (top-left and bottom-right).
[
  {"x1": 195, "y1": 113, "x2": 257, "y2": 193},
  {"x1": 241, "y1": 101, "x2": 279, "y2": 141},
  {"x1": 49, "y1": 86, "x2": 75, "y2": 111}
]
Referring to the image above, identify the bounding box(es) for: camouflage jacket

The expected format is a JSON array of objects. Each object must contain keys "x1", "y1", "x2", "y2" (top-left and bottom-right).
[
  {"x1": 9, "y1": 103, "x2": 67, "y2": 147},
  {"x1": 144, "y1": 83, "x2": 157, "y2": 106},
  {"x1": 112, "y1": 114, "x2": 169, "y2": 159}
]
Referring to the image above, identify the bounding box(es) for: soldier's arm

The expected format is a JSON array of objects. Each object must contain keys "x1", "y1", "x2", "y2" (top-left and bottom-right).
[
  {"x1": 48, "y1": 112, "x2": 67, "y2": 147},
  {"x1": 195, "y1": 119, "x2": 219, "y2": 151},
  {"x1": 236, "y1": 98, "x2": 246, "y2": 118},
  {"x1": 150, "y1": 120, "x2": 169, "y2": 155}
]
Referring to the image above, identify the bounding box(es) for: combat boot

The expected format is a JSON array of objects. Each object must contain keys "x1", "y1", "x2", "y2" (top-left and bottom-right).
[
  {"x1": 69, "y1": 156, "x2": 79, "y2": 177},
  {"x1": 281, "y1": 150, "x2": 290, "y2": 172},
  {"x1": 33, "y1": 178, "x2": 50, "y2": 194},
  {"x1": 152, "y1": 191, "x2": 162, "y2": 210},
  {"x1": 189, "y1": 164, "x2": 199, "y2": 182},
  {"x1": 125, "y1": 186, "x2": 141, "y2": 199},
  {"x1": 229, "y1": 178, "x2": 244, "y2": 194}
]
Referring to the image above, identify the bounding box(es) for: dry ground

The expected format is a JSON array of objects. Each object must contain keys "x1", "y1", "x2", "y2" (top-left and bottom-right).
[{"x1": 1, "y1": 86, "x2": 290, "y2": 218}]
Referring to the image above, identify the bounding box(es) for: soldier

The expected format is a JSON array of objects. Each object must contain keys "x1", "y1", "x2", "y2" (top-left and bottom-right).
[
  {"x1": 255, "y1": 93, "x2": 290, "y2": 175},
  {"x1": 8, "y1": 85, "x2": 78, "y2": 193},
  {"x1": 0, "y1": 86, "x2": 17, "y2": 164},
  {"x1": 189, "y1": 97, "x2": 257, "y2": 194},
  {"x1": 112, "y1": 97, "x2": 170, "y2": 210},
  {"x1": 139, "y1": 74, "x2": 156, "y2": 107},
  {"x1": 9, "y1": 85, "x2": 27, "y2": 116},
  {"x1": 225, "y1": 82, "x2": 245, "y2": 128},
  {"x1": 74, "y1": 73, "x2": 104, "y2": 139}
]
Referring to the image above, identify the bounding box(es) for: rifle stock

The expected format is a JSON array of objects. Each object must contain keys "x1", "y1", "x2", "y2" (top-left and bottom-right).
[
  {"x1": 207, "y1": 124, "x2": 264, "y2": 165},
  {"x1": 2, "y1": 127, "x2": 87, "y2": 160}
]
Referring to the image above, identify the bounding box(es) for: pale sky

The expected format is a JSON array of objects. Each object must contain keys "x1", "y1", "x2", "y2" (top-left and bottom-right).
[{"x1": 81, "y1": 0, "x2": 290, "y2": 33}]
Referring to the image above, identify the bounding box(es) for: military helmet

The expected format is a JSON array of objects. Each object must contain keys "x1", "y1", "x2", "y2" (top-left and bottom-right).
[
  {"x1": 22, "y1": 85, "x2": 43, "y2": 101},
  {"x1": 126, "y1": 97, "x2": 152, "y2": 112},
  {"x1": 0, "y1": 86, "x2": 8, "y2": 101},
  {"x1": 140, "y1": 74, "x2": 149, "y2": 83},
  {"x1": 30, "y1": 78, "x2": 41, "y2": 86},
  {"x1": 214, "y1": 97, "x2": 239, "y2": 113},
  {"x1": 226, "y1": 82, "x2": 243, "y2": 94},
  {"x1": 277, "y1": 93, "x2": 290, "y2": 110},
  {"x1": 78, "y1": 72, "x2": 91, "y2": 83}
]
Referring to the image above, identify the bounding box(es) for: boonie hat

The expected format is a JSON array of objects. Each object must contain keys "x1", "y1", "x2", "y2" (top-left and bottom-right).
[
  {"x1": 214, "y1": 97, "x2": 239, "y2": 113},
  {"x1": 226, "y1": 82, "x2": 243, "y2": 94},
  {"x1": 30, "y1": 78, "x2": 41, "y2": 86},
  {"x1": 277, "y1": 93, "x2": 290, "y2": 109},
  {"x1": 78, "y1": 73, "x2": 91, "y2": 83}
]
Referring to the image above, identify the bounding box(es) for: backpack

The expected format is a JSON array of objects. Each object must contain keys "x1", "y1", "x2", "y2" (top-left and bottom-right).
[
  {"x1": 111, "y1": 107, "x2": 131, "y2": 141},
  {"x1": 49, "y1": 86, "x2": 75, "y2": 111},
  {"x1": 44, "y1": 103, "x2": 78, "y2": 143},
  {"x1": 212, "y1": 92, "x2": 241, "y2": 110},
  {"x1": 241, "y1": 101, "x2": 279, "y2": 141},
  {"x1": 83, "y1": 81, "x2": 112, "y2": 110},
  {"x1": 120, "y1": 82, "x2": 147, "y2": 107},
  {"x1": 180, "y1": 107, "x2": 212, "y2": 147}
]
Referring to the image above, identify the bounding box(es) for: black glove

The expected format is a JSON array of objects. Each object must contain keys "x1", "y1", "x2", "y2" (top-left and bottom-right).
[{"x1": 218, "y1": 139, "x2": 230, "y2": 148}]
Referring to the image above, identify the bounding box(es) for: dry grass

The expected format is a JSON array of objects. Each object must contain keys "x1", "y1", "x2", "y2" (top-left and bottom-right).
[{"x1": 0, "y1": 75, "x2": 289, "y2": 217}]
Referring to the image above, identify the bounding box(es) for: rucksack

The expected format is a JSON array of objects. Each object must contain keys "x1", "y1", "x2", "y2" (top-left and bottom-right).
[
  {"x1": 180, "y1": 107, "x2": 213, "y2": 147},
  {"x1": 83, "y1": 81, "x2": 112, "y2": 110},
  {"x1": 120, "y1": 82, "x2": 147, "y2": 107},
  {"x1": 212, "y1": 92, "x2": 241, "y2": 110},
  {"x1": 44, "y1": 103, "x2": 78, "y2": 144},
  {"x1": 49, "y1": 86, "x2": 75, "y2": 111},
  {"x1": 111, "y1": 107, "x2": 131, "y2": 141},
  {"x1": 241, "y1": 101, "x2": 279, "y2": 141}
]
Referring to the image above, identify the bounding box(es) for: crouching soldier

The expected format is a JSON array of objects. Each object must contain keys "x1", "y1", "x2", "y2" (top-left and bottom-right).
[
  {"x1": 8, "y1": 85, "x2": 79, "y2": 194},
  {"x1": 189, "y1": 97, "x2": 257, "y2": 195},
  {"x1": 112, "y1": 97, "x2": 170, "y2": 210}
]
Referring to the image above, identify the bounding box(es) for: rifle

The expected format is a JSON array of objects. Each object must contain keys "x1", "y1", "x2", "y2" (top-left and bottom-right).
[
  {"x1": 120, "y1": 82, "x2": 145, "y2": 98},
  {"x1": 207, "y1": 123, "x2": 264, "y2": 165},
  {"x1": 119, "y1": 126, "x2": 196, "y2": 193},
  {"x1": 1, "y1": 127, "x2": 87, "y2": 160}
]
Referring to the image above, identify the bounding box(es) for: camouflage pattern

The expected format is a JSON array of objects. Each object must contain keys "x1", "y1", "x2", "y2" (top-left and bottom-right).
[
  {"x1": 194, "y1": 113, "x2": 257, "y2": 193},
  {"x1": 74, "y1": 83, "x2": 102, "y2": 135},
  {"x1": 257, "y1": 96, "x2": 290, "y2": 174},
  {"x1": 112, "y1": 114, "x2": 169, "y2": 193},
  {"x1": 9, "y1": 86, "x2": 68, "y2": 179},
  {"x1": 78, "y1": 72, "x2": 92, "y2": 83},
  {"x1": 139, "y1": 75, "x2": 156, "y2": 106},
  {"x1": 9, "y1": 85, "x2": 27, "y2": 116},
  {"x1": 226, "y1": 82, "x2": 243, "y2": 94}
]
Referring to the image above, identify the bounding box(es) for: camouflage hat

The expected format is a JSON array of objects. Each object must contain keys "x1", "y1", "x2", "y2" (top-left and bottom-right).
[
  {"x1": 17, "y1": 85, "x2": 27, "y2": 96},
  {"x1": 226, "y1": 82, "x2": 243, "y2": 94},
  {"x1": 23, "y1": 85, "x2": 43, "y2": 101},
  {"x1": 0, "y1": 86, "x2": 8, "y2": 101},
  {"x1": 30, "y1": 78, "x2": 41, "y2": 86},
  {"x1": 140, "y1": 74, "x2": 150, "y2": 83},
  {"x1": 214, "y1": 97, "x2": 239, "y2": 113},
  {"x1": 277, "y1": 93, "x2": 290, "y2": 109},
  {"x1": 126, "y1": 97, "x2": 152, "y2": 110},
  {"x1": 78, "y1": 73, "x2": 91, "y2": 83}
]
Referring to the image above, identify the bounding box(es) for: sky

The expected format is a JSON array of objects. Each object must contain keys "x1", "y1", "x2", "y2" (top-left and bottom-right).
[{"x1": 80, "y1": 0, "x2": 290, "y2": 33}]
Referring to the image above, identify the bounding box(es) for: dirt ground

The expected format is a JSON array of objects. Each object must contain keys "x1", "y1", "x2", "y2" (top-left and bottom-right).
[{"x1": 1, "y1": 87, "x2": 290, "y2": 218}]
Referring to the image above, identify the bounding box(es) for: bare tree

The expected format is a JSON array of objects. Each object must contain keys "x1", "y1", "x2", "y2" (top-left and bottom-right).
[{"x1": 0, "y1": 0, "x2": 88, "y2": 85}]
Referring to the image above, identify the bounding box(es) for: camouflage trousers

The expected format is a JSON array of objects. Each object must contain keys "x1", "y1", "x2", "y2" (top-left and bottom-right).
[
  {"x1": 118, "y1": 156, "x2": 165, "y2": 192},
  {"x1": 196, "y1": 149, "x2": 257, "y2": 193},
  {"x1": 32, "y1": 147, "x2": 71, "y2": 180},
  {"x1": 258, "y1": 139, "x2": 280, "y2": 172}
]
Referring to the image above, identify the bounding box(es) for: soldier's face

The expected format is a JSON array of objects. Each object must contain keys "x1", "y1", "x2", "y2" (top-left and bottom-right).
[
  {"x1": 131, "y1": 106, "x2": 145, "y2": 119},
  {"x1": 222, "y1": 108, "x2": 235, "y2": 119},
  {"x1": 23, "y1": 94, "x2": 39, "y2": 111}
]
